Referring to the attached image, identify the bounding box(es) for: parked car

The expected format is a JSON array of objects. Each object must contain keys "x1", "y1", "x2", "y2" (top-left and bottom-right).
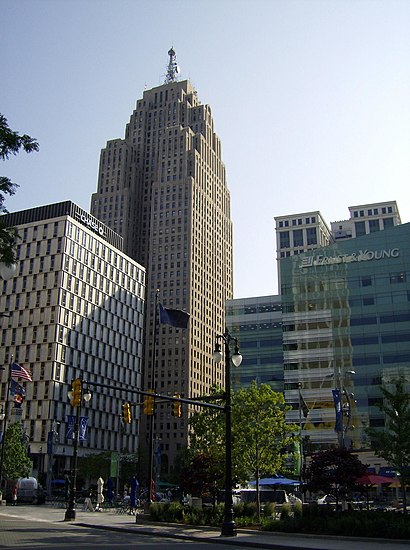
[
  {"x1": 317, "y1": 494, "x2": 336, "y2": 505},
  {"x1": 240, "y1": 489, "x2": 301, "y2": 505}
]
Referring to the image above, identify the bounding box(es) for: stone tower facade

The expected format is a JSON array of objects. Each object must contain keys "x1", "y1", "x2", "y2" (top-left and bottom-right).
[{"x1": 91, "y1": 50, "x2": 233, "y2": 472}]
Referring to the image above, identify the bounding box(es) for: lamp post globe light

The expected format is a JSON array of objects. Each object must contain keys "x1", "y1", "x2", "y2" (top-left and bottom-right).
[
  {"x1": 0, "y1": 263, "x2": 17, "y2": 282},
  {"x1": 213, "y1": 330, "x2": 242, "y2": 538},
  {"x1": 64, "y1": 379, "x2": 91, "y2": 521}
]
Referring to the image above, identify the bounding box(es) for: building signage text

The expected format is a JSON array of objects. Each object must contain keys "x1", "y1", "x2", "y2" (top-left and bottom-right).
[
  {"x1": 75, "y1": 212, "x2": 106, "y2": 237},
  {"x1": 300, "y1": 248, "x2": 400, "y2": 268}
]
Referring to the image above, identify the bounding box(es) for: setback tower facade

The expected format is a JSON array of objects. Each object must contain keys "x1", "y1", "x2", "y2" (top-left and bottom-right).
[
  {"x1": 0, "y1": 202, "x2": 145, "y2": 485},
  {"x1": 91, "y1": 50, "x2": 233, "y2": 472}
]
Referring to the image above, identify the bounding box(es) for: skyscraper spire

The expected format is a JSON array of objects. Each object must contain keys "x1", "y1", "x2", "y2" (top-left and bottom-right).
[{"x1": 164, "y1": 47, "x2": 180, "y2": 84}]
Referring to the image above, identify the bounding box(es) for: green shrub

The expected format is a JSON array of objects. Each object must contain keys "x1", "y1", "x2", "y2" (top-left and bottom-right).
[
  {"x1": 150, "y1": 500, "x2": 410, "y2": 539},
  {"x1": 260, "y1": 516, "x2": 282, "y2": 531},
  {"x1": 263, "y1": 502, "x2": 276, "y2": 517},
  {"x1": 280, "y1": 503, "x2": 292, "y2": 520},
  {"x1": 149, "y1": 501, "x2": 184, "y2": 522},
  {"x1": 233, "y1": 502, "x2": 244, "y2": 517},
  {"x1": 165, "y1": 502, "x2": 185, "y2": 522},
  {"x1": 293, "y1": 500, "x2": 303, "y2": 518},
  {"x1": 243, "y1": 501, "x2": 258, "y2": 517},
  {"x1": 148, "y1": 502, "x2": 163, "y2": 521},
  {"x1": 235, "y1": 515, "x2": 259, "y2": 527}
]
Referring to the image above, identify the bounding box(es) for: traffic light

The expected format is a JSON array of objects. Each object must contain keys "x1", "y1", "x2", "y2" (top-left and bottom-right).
[
  {"x1": 122, "y1": 402, "x2": 132, "y2": 424},
  {"x1": 143, "y1": 391, "x2": 155, "y2": 415},
  {"x1": 172, "y1": 394, "x2": 182, "y2": 417},
  {"x1": 70, "y1": 378, "x2": 82, "y2": 407}
]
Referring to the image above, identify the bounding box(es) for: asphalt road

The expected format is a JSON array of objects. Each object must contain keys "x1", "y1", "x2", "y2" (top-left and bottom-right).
[
  {"x1": 0, "y1": 516, "x2": 239, "y2": 549},
  {"x1": 1, "y1": 504, "x2": 410, "y2": 550}
]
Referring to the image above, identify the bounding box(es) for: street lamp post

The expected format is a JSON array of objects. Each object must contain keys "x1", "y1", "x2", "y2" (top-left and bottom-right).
[
  {"x1": 64, "y1": 380, "x2": 91, "y2": 521},
  {"x1": 0, "y1": 361, "x2": 14, "y2": 498},
  {"x1": 0, "y1": 406, "x2": 5, "y2": 498},
  {"x1": 0, "y1": 263, "x2": 16, "y2": 497},
  {"x1": 213, "y1": 330, "x2": 242, "y2": 538}
]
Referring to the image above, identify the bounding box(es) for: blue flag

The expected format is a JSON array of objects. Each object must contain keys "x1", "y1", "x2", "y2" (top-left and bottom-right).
[
  {"x1": 332, "y1": 389, "x2": 343, "y2": 432},
  {"x1": 66, "y1": 415, "x2": 75, "y2": 440},
  {"x1": 9, "y1": 378, "x2": 25, "y2": 396},
  {"x1": 66, "y1": 416, "x2": 88, "y2": 441},
  {"x1": 79, "y1": 416, "x2": 88, "y2": 441},
  {"x1": 159, "y1": 304, "x2": 190, "y2": 329}
]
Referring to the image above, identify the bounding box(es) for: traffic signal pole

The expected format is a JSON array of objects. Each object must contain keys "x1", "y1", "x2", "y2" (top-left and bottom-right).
[
  {"x1": 64, "y1": 378, "x2": 82, "y2": 521},
  {"x1": 64, "y1": 405, "x2": 79, "y2": 521},
  {"x1": 148, "y1": 290, "x2": 159, "y2": 504}
]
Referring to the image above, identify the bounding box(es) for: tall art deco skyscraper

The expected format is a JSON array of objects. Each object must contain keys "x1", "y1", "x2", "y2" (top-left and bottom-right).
[{"x1": 91, "y1": 49, "x2": 233, "y2": 471}]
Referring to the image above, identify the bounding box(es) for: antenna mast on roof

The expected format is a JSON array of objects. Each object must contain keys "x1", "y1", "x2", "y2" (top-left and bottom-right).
[{"x1": 164, "y1": 47, "x2": 180, "y2": 84}]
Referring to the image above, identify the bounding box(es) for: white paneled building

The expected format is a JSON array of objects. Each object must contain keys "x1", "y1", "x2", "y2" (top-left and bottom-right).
[{"x1": 0, "y1": 201, "x2": 145, "y2": 482}]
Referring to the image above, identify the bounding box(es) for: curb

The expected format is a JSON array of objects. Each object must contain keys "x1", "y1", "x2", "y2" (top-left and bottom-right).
[{"x1": 75, "y1": 522, "x2": 324, "y2": 550}]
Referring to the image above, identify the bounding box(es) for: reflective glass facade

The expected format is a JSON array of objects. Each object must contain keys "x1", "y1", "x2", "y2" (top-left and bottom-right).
[
  {"x1": 280, "y1": 223, "x2": 410, "y2": 450},
  {"x1": 226, "y1": 296, "x2": 284, "y2": 392}
]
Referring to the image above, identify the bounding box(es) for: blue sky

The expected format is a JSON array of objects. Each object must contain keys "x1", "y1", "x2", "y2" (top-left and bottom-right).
[{"x1": 2, "y1": 0, "x2": 410, "y2": 298}]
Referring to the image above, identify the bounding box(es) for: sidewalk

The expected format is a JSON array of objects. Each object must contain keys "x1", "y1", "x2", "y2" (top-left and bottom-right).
[{"x1": 1, "y1": 503, "x2": 409, "y2": 550}]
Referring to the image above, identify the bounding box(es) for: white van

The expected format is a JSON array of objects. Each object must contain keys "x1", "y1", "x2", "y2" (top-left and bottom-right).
[{"x1": 16, "y1": 477, "x2": 46, "y2": 504}]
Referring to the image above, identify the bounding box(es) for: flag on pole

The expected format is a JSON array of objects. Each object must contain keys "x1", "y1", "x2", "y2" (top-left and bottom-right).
[
  {"x1": 79, "y1": 416, "x2": 88, "y2": 441},
  {"x1": 10, "y1": 362, "x2": 32, "y2": 382},
  {"x1": 159, "y1": 304, "x2": 190, "y2": 329},
  {"x1": 66, "y1": 415, "x2": 75, "y2": 439},
  {"x1": 66, "y1": 416, "x2": 88, "y2": 441},
  {"x1": 9, "y1": 378, "x2": 25, "y2": 396},
  {"x1": 300, "y1": 393, "x2": 309, "y2": 418},
  {"x1": 332, "y1": 389, "x2": 343, "y2": 432}
]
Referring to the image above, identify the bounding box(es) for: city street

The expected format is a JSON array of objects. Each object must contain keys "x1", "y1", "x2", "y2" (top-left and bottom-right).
[
  {"x1": 0, "y1": 516, "x2": 229, "y2": 549},
  {"x1": 1, "y1": 505, "x2": 410, "y2": 550}
]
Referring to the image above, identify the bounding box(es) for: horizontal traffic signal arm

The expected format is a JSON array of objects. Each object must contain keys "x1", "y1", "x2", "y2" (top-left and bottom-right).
[{"x1": 83, "y1": 380, "x2": 224, "y2": 411}]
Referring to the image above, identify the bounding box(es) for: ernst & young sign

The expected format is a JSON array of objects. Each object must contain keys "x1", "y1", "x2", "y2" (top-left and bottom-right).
[{"x1": 300, "y1": 248, "x2": 400, "y2": 268}]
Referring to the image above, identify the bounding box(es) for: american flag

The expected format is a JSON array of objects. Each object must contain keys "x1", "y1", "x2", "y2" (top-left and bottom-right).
[{"x1": 10, "y1": 362, "x2": 32, "y2": 382}]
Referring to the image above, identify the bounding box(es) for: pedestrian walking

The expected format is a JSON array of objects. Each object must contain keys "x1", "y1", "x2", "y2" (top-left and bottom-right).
[{"x1": 96, "y1": 477, "x2": 104, "y2": 511}]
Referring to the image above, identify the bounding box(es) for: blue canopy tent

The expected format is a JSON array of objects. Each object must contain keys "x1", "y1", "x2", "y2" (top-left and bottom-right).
[{"x1": 249, "y1": 476, "x2": 299, "y2": 486}]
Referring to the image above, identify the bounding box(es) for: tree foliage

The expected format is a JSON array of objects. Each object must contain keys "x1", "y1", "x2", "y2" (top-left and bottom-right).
[
  {"x1": 365, "y1": 377, "x2": 410, "y2": 512},
  {"x1": 0, "y1": 114, "x2": 39, "y2": 264},
  {"x1": 188, "y1": 382, "x2": 298, "y2": 514},
  {"x1": 233, "y1": 382, "x2": 297, "y2": 483},
  {"x1": 189, "y1": 385, "x2": 225, "y2": 470},
  {"x1": 78, "y1": 451, "x2": 111, "y2": 484},
  {"x1": 2, "y1": 422, "x2": 32, "y2": 481},
  {"x1": 179, "y1": 450, "x2": 223, "y2": 499},
  {"x1": 305, "y1": 447, "x2": 367, "y2": 506}
]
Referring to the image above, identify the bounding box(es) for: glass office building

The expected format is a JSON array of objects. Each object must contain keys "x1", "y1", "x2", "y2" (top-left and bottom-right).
[
  {"x1": 280, "y1": 222, "x2": 410, "y2": 452},
  {"x1": 226, "y1": 296, "x2": 284, "y2": 393}
]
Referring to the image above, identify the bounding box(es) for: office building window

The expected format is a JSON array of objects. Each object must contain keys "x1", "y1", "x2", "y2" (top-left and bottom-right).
[
  {"x1": 390, "y1": 273, "x2": 406, "y2": 284},
  {"x1": 293, "y1": 229, "x2": 303, "y2": 247},
  {"x1": 306, "y1": 228, "x2": 317, "y2": 245},
  {"x1": 279, "y1": 231, "x2": 290, "y2": 249},
  {"x1": 355, "y1": 221, "x2": 366, "y2": 237},
  {"x1": 383, "y1": 217, "x2": 394, "y2": 229},
  {"x1": 369, "y1": 219, "x2": 380, "y2": 233},
  {"x1": 361, "y1": 276, "x2": 372, "y2": 287}
]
